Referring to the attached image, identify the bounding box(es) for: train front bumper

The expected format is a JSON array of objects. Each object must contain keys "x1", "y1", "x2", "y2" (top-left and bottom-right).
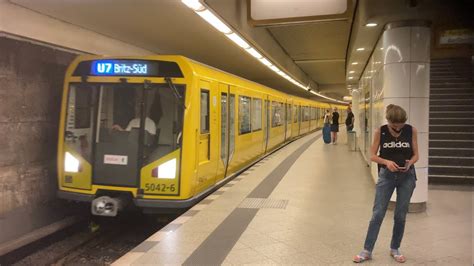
[
  {"x1": 57, "y1": 190, "x2": 202, "y2": 209},
  {"x1": 57, "y1": 190, "x2": 95, "y2": 202}
]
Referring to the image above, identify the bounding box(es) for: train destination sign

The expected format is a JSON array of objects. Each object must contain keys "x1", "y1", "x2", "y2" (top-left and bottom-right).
[{"x1": 91, "y1": 60, "x2": 159, "y2": 76}]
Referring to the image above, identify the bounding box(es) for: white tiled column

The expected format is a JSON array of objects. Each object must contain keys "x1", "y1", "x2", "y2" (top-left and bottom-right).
[
  {"x1": 381, "y1": 22, "x2": 430, "y2": 212},
  {"x1": 351, "y1": 88, "x2": 361, "y2": 142}
]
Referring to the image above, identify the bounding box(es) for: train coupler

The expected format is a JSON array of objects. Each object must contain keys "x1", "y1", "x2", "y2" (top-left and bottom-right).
[{"x1": 91, "y1": 196, "x2": 124, "y2": 217}]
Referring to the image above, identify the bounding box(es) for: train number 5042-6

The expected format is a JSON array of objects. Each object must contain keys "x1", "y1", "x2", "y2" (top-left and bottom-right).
[{"x1": 144, "y1": 183, "x2": 176, "y2": 192}]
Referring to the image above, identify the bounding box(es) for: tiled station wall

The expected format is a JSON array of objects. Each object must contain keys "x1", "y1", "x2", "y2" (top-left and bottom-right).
[{"x1": 0, "y1": 37, "x2": 76, "y2": 215}]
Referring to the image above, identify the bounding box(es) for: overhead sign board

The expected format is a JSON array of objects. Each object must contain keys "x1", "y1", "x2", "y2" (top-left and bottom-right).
[{"x1": 249, "y1": 0, "x2": 351, "y2": 25}]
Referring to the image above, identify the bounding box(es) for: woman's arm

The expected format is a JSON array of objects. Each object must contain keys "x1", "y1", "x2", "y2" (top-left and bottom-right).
[
  {"x1": 370, "y1": 127, "x2": 399, "y2": 172},
  {"x1": 401, "y1": 126, "x2": 419, "y2": 172}
]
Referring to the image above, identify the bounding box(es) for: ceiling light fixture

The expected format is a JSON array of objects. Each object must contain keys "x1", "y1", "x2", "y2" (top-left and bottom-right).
[
  {"x1": 181, "y1": 0, "x2": 348, "y2": 104},
  {"x1": 181, "y1": 0, "x2": 205, "y2": 11},
  {"x1": 259, "y1": 58, "x2": 272, "y2": 66},
  {"x1": 365, "y1": 22, "x2": 378, "y2": 27},
  {"x1": 351, "y1": 62, "x2": 359, "y2": 65},
  {"x1": 356, "y1": 48, "x2": 365, "y2": 51},
  {"x1": 349, "y1": 71, "x2": 355, "y2": 74},
  {"x1": 226, "y1": 33, "x2": 250, "y2": 49},
  {"x1": 246, "y1": 47, "x2": 263, "y2": 59},
  {"x1": 196, "y1": 9, "x2": 232, "y2": 34}
]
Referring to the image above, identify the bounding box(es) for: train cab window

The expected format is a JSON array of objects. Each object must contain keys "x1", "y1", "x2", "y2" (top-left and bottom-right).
[
  {"x1": 252, "y1": 98, "x2": 262, "y2": 131},
  {"x1": 200, "y1": 90, "x2": 210, "y2": 134},
  {"x1": 74, "y1": 87, "x2": 93, "y2": 129},
  {"x1": 65, "y1": 82, "x2": 185, "y2": 168},
  {"x1": 272, "y1": 101, "x2": 283, "y2": 127},
  {"x1": 239, "y1": 96, "x2": 251, "y2": 134},
  {"x1": 64, "y1": 84, "x2": 98, "y2": 162}
]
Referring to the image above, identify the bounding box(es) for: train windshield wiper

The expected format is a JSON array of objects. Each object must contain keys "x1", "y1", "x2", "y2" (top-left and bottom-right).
[{"x1": 164, "y1": 77, "x2": 186, "y2": 110}]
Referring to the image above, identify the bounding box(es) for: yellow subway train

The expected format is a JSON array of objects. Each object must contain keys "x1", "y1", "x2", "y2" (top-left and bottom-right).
[{"x1": 57, "y1": 55, "x2": 345, "y2": 216}]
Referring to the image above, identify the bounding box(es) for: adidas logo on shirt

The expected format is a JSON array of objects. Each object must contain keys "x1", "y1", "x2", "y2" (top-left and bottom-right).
[{"x1": 382, "y1": 141, "x2": 410, "y2": 148}]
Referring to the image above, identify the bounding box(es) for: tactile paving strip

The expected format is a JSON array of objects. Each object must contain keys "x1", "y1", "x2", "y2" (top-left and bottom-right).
[{"x1": 238, "y1": 198, "x2": 289, "y2": 209}]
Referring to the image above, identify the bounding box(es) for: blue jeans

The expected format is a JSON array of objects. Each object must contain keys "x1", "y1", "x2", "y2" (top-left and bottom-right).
[{"x1": 363, "y1": 167, "x2": 417, "y2": 252}]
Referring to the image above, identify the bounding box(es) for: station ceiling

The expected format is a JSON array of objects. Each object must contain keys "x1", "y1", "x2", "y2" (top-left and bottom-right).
[{"x1": 9, "y1": 0, "x2": 472, "y2": 102}]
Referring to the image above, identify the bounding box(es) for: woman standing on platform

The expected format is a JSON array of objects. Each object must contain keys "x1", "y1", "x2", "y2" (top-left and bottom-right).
[
  {"x1": 330, "y1": 107, "x2": 339, "y2": 144},
  {"x1": 353, "y1": 104, "x2": 419, "y2": 264}
]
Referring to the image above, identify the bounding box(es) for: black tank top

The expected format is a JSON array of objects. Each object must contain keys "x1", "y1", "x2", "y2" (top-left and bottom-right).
[
  {"x1": 378, "y1": 124, "x2": 414, "y2": 169},
  {"x1": 332, "y1": 112, "x2": 339, "y2": 125}
]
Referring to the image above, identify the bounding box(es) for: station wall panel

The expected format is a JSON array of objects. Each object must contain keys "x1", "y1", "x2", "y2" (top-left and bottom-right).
[{"x1": 0, "y1": 36, "x2": 75, "y2": 215}]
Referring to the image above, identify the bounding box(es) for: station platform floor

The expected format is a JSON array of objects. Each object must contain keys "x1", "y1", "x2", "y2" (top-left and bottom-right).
[{"x1": 113, "y1": 130, "x2": 472, "y2": 265}]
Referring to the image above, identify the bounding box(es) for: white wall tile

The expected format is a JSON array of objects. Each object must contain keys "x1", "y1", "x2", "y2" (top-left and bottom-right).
[
  {"x1": 372, "y1": 99, "x2": 385, "y2": 131},
  {"x1": 373, "y1": 40, "x2": 383, "y2": 72},
  {"x1": 416, "y1": 132, "x2": 429, "y2": 168},
  {"x1": 372, "y1": 71, "x2": 384, "y2": 101},
  {"x1": 409, "y1": 98, "x2": 429, "y2": 133},
  {"x1": 410, "y1": 27, "x2": 431, "y2": 63},
  {"x1": 411, "y1": 167, "x2": 428, "y2": 202},
  {"x1": 383, "y1": 63, "x2": 410, "y2": 98},
  {"x1": 383, "y1": 27, "x2": 411, "y2": 64},
  {"x1": 410, "y1": 63, "x2": 430, "y2": 98}
]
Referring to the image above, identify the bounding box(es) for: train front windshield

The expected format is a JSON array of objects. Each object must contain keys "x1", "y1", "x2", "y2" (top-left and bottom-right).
[{"x1": 64, "y1": 82, "x2": 185, "y2": 186}]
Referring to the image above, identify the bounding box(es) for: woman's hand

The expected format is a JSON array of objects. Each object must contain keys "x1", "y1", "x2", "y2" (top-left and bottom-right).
[
  {"x1": 399, "y1": 160, "x2": 412, "y2": 172},
  {"x1": 385, "y1": 160, "x2": 399, "y2": 172},
  {"x1": 112, "y1": 124, "x2": 123, "y2": 131}
]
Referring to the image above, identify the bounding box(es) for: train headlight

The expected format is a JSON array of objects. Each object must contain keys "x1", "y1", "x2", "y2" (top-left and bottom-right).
[
  {"x1": 64, "y1": 152, "x2": 80, "y2": 173},
  {"x1": 153, "y1": 159, "x2": 177, "y2": 179}
]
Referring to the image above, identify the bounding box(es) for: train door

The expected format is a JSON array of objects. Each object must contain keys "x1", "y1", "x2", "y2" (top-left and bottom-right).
[
  {"x1": 197, "y1": 80, "x2": 217, "y2": 191},
  {"x1": 298, "y1": 105, "x2": 302, "y2": 135},
  {"x1": 217, "y1": 83, "x2": 236, "y2": 180},
  {"x1": 283, "y1": 103, "x2": 288, "y2": 141},
  {"x1": 264, "y1": 97, "x2": 270, "y2": 152},
  {"x1": 286, "y1": 102, "x2": 292, "y2": 140}
]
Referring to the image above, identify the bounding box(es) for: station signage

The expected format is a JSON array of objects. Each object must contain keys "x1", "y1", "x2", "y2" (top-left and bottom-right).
[{"x1": 91, "y1": 60, "x2": 159, "y2": 76}]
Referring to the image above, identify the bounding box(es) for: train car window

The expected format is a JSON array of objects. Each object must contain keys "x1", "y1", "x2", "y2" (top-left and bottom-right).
[
  {"x1": 302, "y1": 106, "x2": 310, "y2": 122},
  {"x1": 272, "y1": 101, "x2": 283, "y2": 127},
  {"x1": 287, "y1": 104, "x2": 292, "y2": 125},
  {"x1": 229, "y1": 94, "x2": 235, "y2": 155},
  {"x1": 293, "y1": 105, "x2": 298, "y2": 123},
  {"x1": 239, "y1": 96, "x2": 251, "y2": 134},
  {"x1": 252, "y1": 98, "x2": 262, "y2": 131},
  {"x1": 200, "y1": 90, "x2": 210, "y2": 134}
]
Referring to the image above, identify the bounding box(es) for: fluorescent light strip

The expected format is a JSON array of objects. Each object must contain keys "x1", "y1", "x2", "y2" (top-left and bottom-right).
[
  {"x1": 196, "y1": 9, "x2": 232, "y2": 34},
  {"x1": 259, "y1": 58, "x2": 272, "y2": 66},
  {"x1": 226, "y1": 33, "x2": 250, "y2": 49},
  {"x1": 181, "y1": 0, "x2": 348, "y2": 104},
  {"x1": 246, "y1": 47, "x2": 263, "y2": 59},
  {"x1": 182, "y1": 0, "x2": 205, "y2": 11}
]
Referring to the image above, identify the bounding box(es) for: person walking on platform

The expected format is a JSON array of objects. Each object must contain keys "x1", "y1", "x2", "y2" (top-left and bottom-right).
[
  {"x1": 346, "y1": 107, "x2": 355, "y2": 131},
  {"x1": 330, "y1": 107, "x2": 339, "y2": 144},
  {"x1": 353, "y1": 104, "x2": 419, "y2": 264}
]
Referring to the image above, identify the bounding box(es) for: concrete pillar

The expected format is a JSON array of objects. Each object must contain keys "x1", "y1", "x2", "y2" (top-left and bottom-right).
[{"x1": 381, "y1": 21, "x2": 430, "y2": 212}]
